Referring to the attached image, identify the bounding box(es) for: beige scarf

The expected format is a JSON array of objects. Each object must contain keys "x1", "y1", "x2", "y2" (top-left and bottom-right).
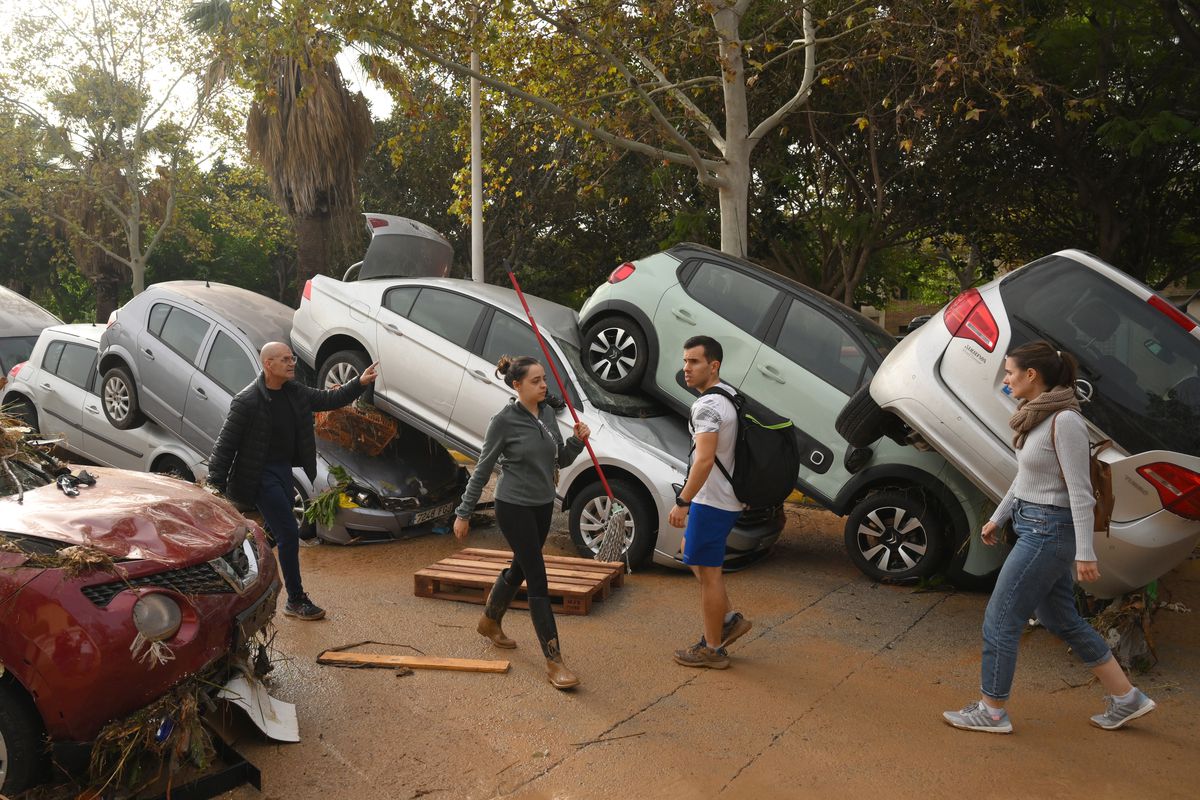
[{"x1": 1010, "y1": 386, "x2": 1080, "y2": 449}]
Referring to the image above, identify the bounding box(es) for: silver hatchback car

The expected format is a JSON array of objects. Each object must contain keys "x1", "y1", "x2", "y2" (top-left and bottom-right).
[{"x1": 852, "y1": 250, "x2": 1200, "y2": 598}]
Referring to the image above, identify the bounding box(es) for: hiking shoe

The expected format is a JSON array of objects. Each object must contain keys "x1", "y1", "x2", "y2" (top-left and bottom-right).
[
  {"x1": 942, "y1": 701, "x2": 1013, "y2": 734},
  {"x1": 1090, "y1": 689, "x2": 1156, "y2": 730},
  {"x1": 673, "y1": 643, "x2": 730, "y2": 669},
  {"x1": 283, "y1": 595, "x2": 326, "y2": 621},
  {"x1": 693, "y1": 612, "x2": 754, "y2": 651}
]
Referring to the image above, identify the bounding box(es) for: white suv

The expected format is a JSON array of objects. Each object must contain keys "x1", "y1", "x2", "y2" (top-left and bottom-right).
[
  {"x1": 846, "y1": 250, "x2": 1200, "y2": 598},
  {"x1": 291, "y1": 275, "x2": 785, "y2": 568}
]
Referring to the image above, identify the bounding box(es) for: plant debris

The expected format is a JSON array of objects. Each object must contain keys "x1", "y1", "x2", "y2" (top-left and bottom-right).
[{"x1": 315, "y1": 402, "x2": 398, "y2": 457}]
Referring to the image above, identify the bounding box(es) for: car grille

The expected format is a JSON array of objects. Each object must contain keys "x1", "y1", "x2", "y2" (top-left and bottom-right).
[{"x1": 81, "y1": 542, "x2": 253, "y2": 607}]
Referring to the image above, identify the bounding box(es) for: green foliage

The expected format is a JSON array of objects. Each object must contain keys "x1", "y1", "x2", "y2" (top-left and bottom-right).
[{"x1": 304, "y1": 465, "x2": 352, "y2": 528}]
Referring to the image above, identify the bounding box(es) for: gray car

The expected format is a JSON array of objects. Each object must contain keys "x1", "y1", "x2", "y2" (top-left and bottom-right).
[{"x1": 0, "y1": 284, "x2": 61, "y2": 378}]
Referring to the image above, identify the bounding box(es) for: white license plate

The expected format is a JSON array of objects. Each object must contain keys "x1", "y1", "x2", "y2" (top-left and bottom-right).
[{"x1": 413, "y1": 502, "x2": 455, "y2": 525}]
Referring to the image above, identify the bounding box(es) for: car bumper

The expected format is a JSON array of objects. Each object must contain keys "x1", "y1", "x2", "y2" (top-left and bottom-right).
[
  {"x1": 318, "y1": 499, "x2": 459, "y2": 544},
  {"x1": 1090, "y1": 509, "x2": 1200, "y2": 599}
]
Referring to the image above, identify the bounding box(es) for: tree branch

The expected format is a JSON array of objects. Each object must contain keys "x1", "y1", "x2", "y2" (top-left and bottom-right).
[
  {"x1": 0, "y1": 187, "x2": 133, "y2": 270},
  {"x1": 631, "y1": 51, "x2": 725, "y2": 150},
  {"x1": 749, "y1": 8, "x2": 817, "y2": 143}
]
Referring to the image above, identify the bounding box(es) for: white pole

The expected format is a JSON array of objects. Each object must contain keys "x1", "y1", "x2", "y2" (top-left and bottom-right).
[{"x1": 470, "y1": 49, "x2": 484, "y2": 283}]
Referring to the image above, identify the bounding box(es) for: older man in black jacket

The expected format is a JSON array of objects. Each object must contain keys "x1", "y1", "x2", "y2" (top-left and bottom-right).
[{"x1": 209, "y1": 341, "x2": 378, "y2": 620}]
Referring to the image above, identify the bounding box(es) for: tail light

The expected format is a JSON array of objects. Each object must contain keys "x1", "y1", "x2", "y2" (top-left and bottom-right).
[
  {"x1": 1136, "y1": 462, "x2": 1200, "y2": 520},
  {"x1": 302, "y1": 280, "x2": 312, "y2": 301},
  {"x1": 367, "y1": 216, "x2": 388, "y2": 229},
  {"x1": 608, "y1": 262, "x2": 636, "y2": 284},
  {"x1": 7, "y1": 361, "x2": 24, "y2": 380},
  {"x1": 943, "y1": 288, "x2": 998, "y2": 352},
  {"x1": 106, "y1": 310, "x2": 117, "y2": 329},
  {"x1": 1148, "y1": 295, "x2": 1197, "y2": 332}
]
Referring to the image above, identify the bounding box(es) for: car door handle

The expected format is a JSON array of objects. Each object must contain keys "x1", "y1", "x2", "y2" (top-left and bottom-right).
[
  {"x1": 194, "y1": 386, "x2": 207, "y2": 398},
  {"x1": 671, "y1": 308, "x2": 696, "y2": 325},
  {"x1": 757, "y1": 364, "x2": 786, "y2": 384},
  {"x1": 383, "y1": 322, "x2": 404, "y2": 337},
  {"x1": 469, "y1": 369, "x2": 491, "y2": 383},
  {"x1": 142, "y1": 348, "x2": 155, "y2": 360},
  {"x1": 40, "y1": 382, "x2": 52, "y2": 390},
  {"x1": 85, "y1": 404, "x2": 101, "y2": 415}
]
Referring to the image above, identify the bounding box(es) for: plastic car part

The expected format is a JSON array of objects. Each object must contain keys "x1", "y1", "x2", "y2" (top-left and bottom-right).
[
  {"x1": 1148, "y1": 295, "x2": 1198, "y2": 332},
  {"x1": 843, "y1": 489, "x2": 947, "y2": 582},
  {"x1": 55, "y1": 475, "x2": 79, "y2": 496},
  {"x1": 943, "y1": 288, "x2": 999, "y2": 352},
  {"x1": 1136, "y1": 462, "x2": 1200, "y2": 520},
  {"x1": 844, "y1": 446, "x2": 873, "y2": 474}
]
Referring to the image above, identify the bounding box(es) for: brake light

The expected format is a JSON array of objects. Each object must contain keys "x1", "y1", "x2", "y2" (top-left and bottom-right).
[
  {"x1": 608, "y1": 262, "x2": 636, "y2": 284},
  {"x1": 1136, "y1": 462, "x2": 1200, "y2": 520},
  {"x1": 943, "y1": 288, "x2": 998, "y2": 352},
  {"x1": 106, "y1": 309, "x2": 117, "y2": 329},
  {"x1": 303, "y1": 279, "x2": 312, "y2": 301},
  {"x1": 367, "y1": 216, "x2": 388, "y2": 229},
  {"x1": 7, "y1": 361, "x2": 24, "y2": 380},
  {"x1": 1148, "y1": 295, "x2": 1197, "y2": 332}
]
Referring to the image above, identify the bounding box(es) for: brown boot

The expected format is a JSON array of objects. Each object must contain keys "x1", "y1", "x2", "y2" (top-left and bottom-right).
[
  {"x1": 544, "y1": 639, "x2": 580, "y2": 689},
  {"x1": 477, "y1": 615, "x2": 516, "y2": 648}
]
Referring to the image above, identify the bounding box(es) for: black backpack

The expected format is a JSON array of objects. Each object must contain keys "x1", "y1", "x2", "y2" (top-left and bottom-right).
[{"x1": 694, "y1": 386, "x2": 800, "y2": 509}]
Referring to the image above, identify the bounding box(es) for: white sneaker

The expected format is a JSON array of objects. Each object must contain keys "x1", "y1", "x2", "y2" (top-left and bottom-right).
[
  {"x1": 1090, "y1": 689, "x2": 1156, "y2": 730},
  {"x1": 942, "y1": 701, "x2": 1013, "y2": 734}
]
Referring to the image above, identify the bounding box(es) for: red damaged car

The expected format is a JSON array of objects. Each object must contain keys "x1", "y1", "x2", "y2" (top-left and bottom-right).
[{"x1": 0, "y1": 457, "x2": 279, "y2": 794}]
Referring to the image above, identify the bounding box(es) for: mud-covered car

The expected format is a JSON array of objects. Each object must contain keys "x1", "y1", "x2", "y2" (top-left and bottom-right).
[{"x1": 0, "y1": 453, "x2": 279, "y2": 794}]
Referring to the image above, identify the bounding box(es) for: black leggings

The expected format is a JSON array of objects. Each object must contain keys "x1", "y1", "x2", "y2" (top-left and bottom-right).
[{"x1": 494, "y1": 499, "x2": 554, "y2": 598}]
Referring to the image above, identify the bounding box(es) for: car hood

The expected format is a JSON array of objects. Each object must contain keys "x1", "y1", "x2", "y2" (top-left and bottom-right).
[
  {"x1": 0, "y1": 467, "x2": 247, "y2": 565},
  {"x1": 595, "y1": 411, "x2": 691, "y2": 471},
  {"x1": 318, "y1": 426, "x2": 461, "y2": 500}
]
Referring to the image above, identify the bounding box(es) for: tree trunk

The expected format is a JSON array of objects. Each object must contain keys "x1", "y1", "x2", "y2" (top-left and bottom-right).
[
  {"x1": 93, "y1": 269, "x2": 120, "y2": 324},
  {"x1": 717, "y1": 158, "x2": 751, "y2": 258},
  {"x1": 712, "y1": 5, "x2": 751, "y2": 259},
  {"x1": 295, "y1": 213, "x2": 332, "y2": 279},
  {"x1": 130, "y1": 257, "x2": 146, "y2": 295}
]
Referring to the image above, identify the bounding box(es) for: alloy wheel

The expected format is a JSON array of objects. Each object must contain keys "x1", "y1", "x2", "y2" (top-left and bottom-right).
[
  {"x1": 324, "y1": 362, "x2": 360, "y2": 389},
  {"x1": 103, "y1": 376, "x2": 131, "y2": 422},
  {"x1": 587, "y1": 327, "x2": 638, "y2": 383},
  {"x1": 577, "y1": 495, "x2": 635, "y2": 555},
  {"x1": 854, "y1": 506, "x2": 929, "y2": 573}
]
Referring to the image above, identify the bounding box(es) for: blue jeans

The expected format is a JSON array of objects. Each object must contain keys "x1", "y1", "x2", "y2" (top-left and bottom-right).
[
  {"x1": 980, "y1": 499, "x2": 1112, "y2": 700},
  {"x1": 257, "y1": 462, "x2": 304, "y2": 604}
]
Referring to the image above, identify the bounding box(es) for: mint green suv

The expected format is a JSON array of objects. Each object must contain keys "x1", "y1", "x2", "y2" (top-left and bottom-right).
[{"x1": 578, "y1": 243, "x2": 1004, "y2": 586}]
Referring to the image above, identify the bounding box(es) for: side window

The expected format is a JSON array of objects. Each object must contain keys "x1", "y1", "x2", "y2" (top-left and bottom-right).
[
  {"x1": 407, "y1": 289, "x2": 484, "y2": 349},
  {"x1": 481, "y1": 312, "x2": 580, "y2": 407},
  {"x1": 774, "y1": 299, "x2": 868, "y2": 395},
  {"x1": 148, "y1": 303, "x2": 170, "y2": 336},
  {"x1": 383, "y1": 286, "x2": 420, "y2": 318},
  {"x1": 156, "y1": 306, "x2": 210, "y2": 363},
  {"x1": 204, "y1": 331, "x2": 257, "y2": 395},
  {"x1": 42, "y1": 341, "x2": 65, "y2": 373},
  {"x1": 54, "y1": 343, "x2": 98, "y2": 390},
  {"x1": 684, "y1": 261, "x2": 779, "y2": 335}
]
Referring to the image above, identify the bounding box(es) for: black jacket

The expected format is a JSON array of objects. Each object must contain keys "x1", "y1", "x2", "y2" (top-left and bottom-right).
[{"x1": 208, "y1": 374, "x2": 366, "y2": 505}]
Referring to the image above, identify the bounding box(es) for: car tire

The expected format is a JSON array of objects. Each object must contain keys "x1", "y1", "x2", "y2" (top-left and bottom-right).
[
  {"x1": 6, "y1": 396, "x2": 38, "y2": 432},
  {"x1": 582, "y1": 316, "x2": 648, "y2": 394},
  {"x1": 101, "y1": 365, "x2": 145, "y2": 430},
  {"x1": 844, "y1": 489, "x2": 947, "y2": 582},
  {"x1": 318, "y1": 349, "x2": 372, "y2": 402},
  {"x1": 569, "y1": 478, "x2": 654, "y2": 567},
  {"x1": 0, "y1": 679, "x2": 47, "y2": 796},
  {"x1": 835, "y1": 384, "x2": 887, "y2": 447},
  {"x1": 152, "y1": 455, "x2": 194, "y2": 482}
]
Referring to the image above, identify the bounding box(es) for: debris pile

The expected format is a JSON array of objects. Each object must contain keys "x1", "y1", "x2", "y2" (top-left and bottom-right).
[{"x1": 315, "y1": 403, "x2": 397, "y2": 457}]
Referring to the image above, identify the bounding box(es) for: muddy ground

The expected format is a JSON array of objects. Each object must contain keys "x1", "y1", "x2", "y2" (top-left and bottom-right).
[{"x1": 222, "y1": 506, "x2": 1200, "y2": 800}]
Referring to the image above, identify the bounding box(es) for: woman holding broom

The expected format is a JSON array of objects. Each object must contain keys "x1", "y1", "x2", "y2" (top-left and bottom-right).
[{"x1": 453, "y1": 354, "x2": 590, "y2": 689}]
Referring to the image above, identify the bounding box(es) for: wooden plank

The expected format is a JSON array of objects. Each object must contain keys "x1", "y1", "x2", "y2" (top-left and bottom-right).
[
  {"x1": 435, "y1": 559, "x2": 609, "y2": 585},
  {"x1": 317, "y1": 650, "x2": 509, "y2": 673},
  {"x1": 463, "y1": 548, "x2": 624, "y2": 572},
  {"x1": 415, "y1": 567, "x2": 593, "y2": 596}
]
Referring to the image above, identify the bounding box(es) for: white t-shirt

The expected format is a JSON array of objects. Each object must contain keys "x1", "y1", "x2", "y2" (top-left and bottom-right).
[{"x1": 689, "y1": 382, "x2": 744, "y2": 512}]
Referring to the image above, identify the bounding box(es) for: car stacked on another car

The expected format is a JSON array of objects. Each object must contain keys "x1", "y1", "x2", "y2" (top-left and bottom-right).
[
  {"x1": 291, "y1": 270, "x2": 785, "y2": 568},
  {"x1": 0, "y1": 284, "x2": 61, "y2": 379},
  {"x1": 0, "y1": 441, "x2": 279, "y2": 795},
  {"x1": 854, "y1": 250, "x2": 1200, "y2": 598},
  {"x1": 577, "y1": 242, "x2": 1005, "y2": 586}
]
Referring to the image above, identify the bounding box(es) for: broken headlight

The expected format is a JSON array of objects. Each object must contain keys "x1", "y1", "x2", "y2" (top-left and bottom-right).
[{"x1": 132, "y1": 593, "x2": 182, "y2": 641}]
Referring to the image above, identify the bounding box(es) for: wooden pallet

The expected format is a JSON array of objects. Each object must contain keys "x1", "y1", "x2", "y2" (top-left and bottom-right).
[{"x1": 414, "y1": 548, "x2": 625, "y2": 615}]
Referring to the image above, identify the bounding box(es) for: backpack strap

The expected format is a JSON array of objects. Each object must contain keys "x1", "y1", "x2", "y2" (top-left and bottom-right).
[{"x1": 695, "y1": 385, "x2": 738, "y2": 485}]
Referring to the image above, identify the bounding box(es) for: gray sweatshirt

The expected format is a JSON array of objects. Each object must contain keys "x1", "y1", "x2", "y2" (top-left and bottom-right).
[
  {"x1": 989, "y1": 409, "x2": 1097, "y2": 561},
  {"x1": 455, "y1": 400, "x2": 585, "y2": 518}
]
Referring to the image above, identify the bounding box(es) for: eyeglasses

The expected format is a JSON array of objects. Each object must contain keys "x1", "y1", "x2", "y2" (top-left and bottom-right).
[{"x1": 271, "y1": 355, "x2": 298, "y2": 364}]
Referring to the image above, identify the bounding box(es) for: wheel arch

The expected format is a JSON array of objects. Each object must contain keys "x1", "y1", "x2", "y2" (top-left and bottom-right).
[
  {"x1": 581, "y1": 301, "x2": 661, "y2": 391},
  {"x1": 97, "y1": 350, "x2": 132, "y2": 378},
  {"x1": 314, "y1": 335, "x2": 371, "y2": 373},
  {"x1": 832, "y1": 464, "x2": 969, "y2": 544},
  {"x1": 562, "y1": 463, "x2": 659, "y2": 523}
]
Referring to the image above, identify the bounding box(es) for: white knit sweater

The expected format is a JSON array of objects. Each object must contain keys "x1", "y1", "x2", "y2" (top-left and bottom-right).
[{"x1": 989, "y1": 409, "x2": 1097, "y2": 562}]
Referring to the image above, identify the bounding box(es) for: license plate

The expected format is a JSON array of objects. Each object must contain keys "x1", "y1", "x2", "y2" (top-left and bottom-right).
[{"x1": 413, "y1": 502, "x2": 455, "y2": 525}]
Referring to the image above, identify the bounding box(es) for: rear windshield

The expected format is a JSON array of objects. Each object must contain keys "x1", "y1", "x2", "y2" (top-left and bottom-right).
[
  {"x1": 0, "y1": 336, "x2": 39, "y2": 374},
  {"x1": 360, "y1": 235, "x2": 453, "y2": 281},
  {"x1": 1001, "y1": 256, "x2": 1200, "y2": 456}
]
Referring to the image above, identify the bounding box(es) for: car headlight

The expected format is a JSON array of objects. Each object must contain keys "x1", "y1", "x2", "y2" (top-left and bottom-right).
[{"x1": 132, "y1": 594, "x2": 182, "y2": 641}]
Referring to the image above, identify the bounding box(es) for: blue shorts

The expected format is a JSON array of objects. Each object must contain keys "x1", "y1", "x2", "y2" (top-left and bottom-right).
[{"x1": 682, "y1": 502, "x2": 741, "y2": 568}]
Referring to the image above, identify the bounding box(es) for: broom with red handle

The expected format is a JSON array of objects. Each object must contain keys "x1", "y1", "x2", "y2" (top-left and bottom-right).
[{"x1": 503, "y1": 265, "x2": 629, "y2": 565}]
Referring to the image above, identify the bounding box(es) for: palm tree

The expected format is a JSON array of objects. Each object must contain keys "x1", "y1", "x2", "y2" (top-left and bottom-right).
[{"x1": 188, "y1": 0, "x2": 372, "y2": 281}]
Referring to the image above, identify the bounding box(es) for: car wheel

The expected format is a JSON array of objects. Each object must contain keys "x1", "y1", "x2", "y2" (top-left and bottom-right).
[
  {"x1": 152, "y1": 455, "x2": 194, "y2": 482},
  {"x1": 844, "y1": 489, "x2": 947, "y2": 582},
  {"x1": 835, "y1": 384, "x2": 888, "y2": 447},
  {"x1": 569, "y1": 479, "x2": 654, "y2": 567},
  {"x1": 582, "y1": 316, "x2": 648, "y2": 394},
  {"x1": 101, "y1": 365, "x2": 145, "y2": 430},
  {"x1": 6, "y1": 396, "x2": 38, "y2": 432},
  {"x1": 318, "y1": 350, "x2": 372, "y2": 401},
  {"x1": 0, "y1": 680, "x2": 46, "y2": 796},
  {"x1": 293, "y1": 478, "x2": 317, "y2": 541}
]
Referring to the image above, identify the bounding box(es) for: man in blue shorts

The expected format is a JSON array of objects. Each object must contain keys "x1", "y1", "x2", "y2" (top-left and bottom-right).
[{"x1": 668, "y1": 335, "x2": 752, "y2": 669}]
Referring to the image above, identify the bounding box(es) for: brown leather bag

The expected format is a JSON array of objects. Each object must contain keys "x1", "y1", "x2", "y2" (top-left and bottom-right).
[{"x1": 1051, "y1": 412, "x2": 1115, "y2": 533}]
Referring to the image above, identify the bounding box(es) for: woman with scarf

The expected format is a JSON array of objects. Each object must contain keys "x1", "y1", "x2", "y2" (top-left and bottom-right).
[{"x1": 943, "y1": 341, "x2": 1156, "y2": 734}]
